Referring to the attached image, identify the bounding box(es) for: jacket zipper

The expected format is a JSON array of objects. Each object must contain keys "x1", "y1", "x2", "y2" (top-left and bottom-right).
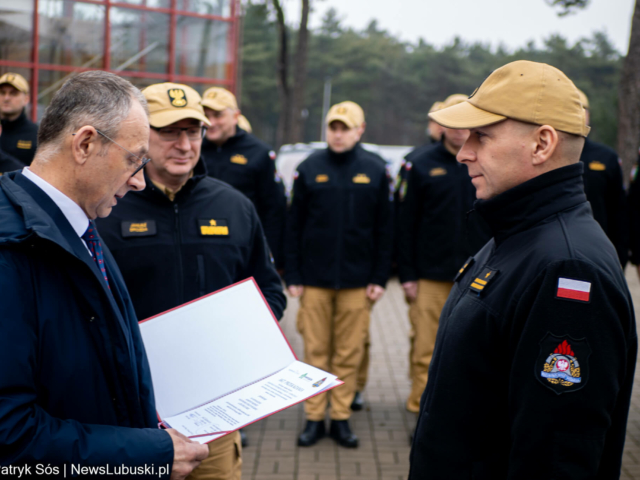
[
  {"x1": 173, "y1": 202, "x2": 185, "y2": 304},
  {"x1": 335, "y1": 166, "x2": 345, "y2": 289}
]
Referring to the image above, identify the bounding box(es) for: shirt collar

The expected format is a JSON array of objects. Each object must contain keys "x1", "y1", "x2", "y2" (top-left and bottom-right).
[{"x1": 22, "y1": 167, "x2": 89, "y2": 238}]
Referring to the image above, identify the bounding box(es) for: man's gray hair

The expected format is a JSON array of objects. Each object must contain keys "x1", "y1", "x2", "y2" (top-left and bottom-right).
[{"x1": 37, "y1": 71, "x2": 148, "y2": 150}]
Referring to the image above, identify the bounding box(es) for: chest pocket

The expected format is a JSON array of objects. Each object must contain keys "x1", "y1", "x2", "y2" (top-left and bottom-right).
[
  {"x1": 121, "y1": 220, "x2": 157, "y2": 238},
  {"x1": 347, "y1": 174, "x2": 378, "y2": 226}
]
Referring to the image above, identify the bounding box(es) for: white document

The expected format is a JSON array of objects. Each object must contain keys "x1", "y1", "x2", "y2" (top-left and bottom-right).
[{"x1": 139, "y1": 278, "x2": 343, "y2": 444}]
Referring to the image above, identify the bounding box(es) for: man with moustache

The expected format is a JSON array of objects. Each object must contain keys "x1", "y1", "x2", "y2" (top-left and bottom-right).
[{"x1": 97, "y1": 83, "x2": 285, "y2": 480}]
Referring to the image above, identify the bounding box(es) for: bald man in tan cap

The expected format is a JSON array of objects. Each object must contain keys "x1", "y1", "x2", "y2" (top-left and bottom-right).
[{"x1": 408, "y1": 61, "x2": 636, "y2": 479}]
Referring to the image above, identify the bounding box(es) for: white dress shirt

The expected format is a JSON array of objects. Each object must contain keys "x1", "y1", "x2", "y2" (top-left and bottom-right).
[{"x1": 22, "y1": 167, "x2": 92, "y2": 253}]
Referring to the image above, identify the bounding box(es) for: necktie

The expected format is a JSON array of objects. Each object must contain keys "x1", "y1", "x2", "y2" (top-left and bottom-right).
[{"x1": 82, "y1": 220, "x2": 110, "y2": 289}]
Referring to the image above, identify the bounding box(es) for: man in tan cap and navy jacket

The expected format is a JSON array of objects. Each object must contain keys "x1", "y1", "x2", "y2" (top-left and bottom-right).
[{"x1": 408, "y1": 60, "x2": 636, "y2": 479}]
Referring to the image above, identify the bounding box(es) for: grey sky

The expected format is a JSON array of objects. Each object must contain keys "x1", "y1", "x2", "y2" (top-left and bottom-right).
[{"x1": 283, "y1": 0, "x2": 634, "y2": 55}]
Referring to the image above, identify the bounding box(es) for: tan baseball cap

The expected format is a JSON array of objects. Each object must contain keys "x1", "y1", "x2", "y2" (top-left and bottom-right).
[
  {"x1": 326, "y1": 101, "x2": 365, "y2": 128},
  {"x1": 141, "y1": 83, "x2": 210, "y2": 128},
  {"x1": 428, "y1": 101, "x2": 444, "y2": 114},
  {"x1": 201, "y1": 87, "x2": 238, "y2": 111},
  {"x1": 429, "y1": 60, "x2": 590, "y2": 137},
  {"x1": 577, "y1": 88, "x2": 589, "y2": 110},
  {"x1": 238, "y1": 114, "x2": 252, "y2": 133},
  {"x1": 0, "y1": 72, "x2": 29, "y2": 94}
]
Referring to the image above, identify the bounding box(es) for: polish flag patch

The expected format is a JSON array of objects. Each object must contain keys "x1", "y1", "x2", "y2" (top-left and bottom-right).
[{"x1": 556, "y1": 278, "x2": 591, "y2": 302}]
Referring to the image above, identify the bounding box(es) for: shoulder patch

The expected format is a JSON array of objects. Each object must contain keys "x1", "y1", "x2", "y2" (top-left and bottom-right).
[
  {"x1": 588, "y1": 161, "x2": 606, "y2": 171},
  {"x1": 231, "y1": 154, "x2": 248, "y2": 165},
  {"x1": 536, "y1": 333, "x2": 591, "y2": 394},
  {"x1": 556, "y1": 277, "x2": 590, "y2": 303},
  {"x1": 429, "y1": 167, "x2": 447, "y2": 177},
  {"x1": 454, "y1": 256, "x2": 475, "y2": 282},
  {"x1": 121, "y1": 220, "x2": 157, "y2": 238},
  {"x1": 469, "y1": 267, "x2": 497, "y2": 294},
  {"x1": 198, "y1": 219, "x2": 229, "y2": 236}
]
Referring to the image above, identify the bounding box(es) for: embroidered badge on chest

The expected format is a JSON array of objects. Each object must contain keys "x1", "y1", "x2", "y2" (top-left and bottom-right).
[
  {"x1": 199, "y1": 219, "x2": 229, "y2": 236},
  {"x1": 588, "y1": 161, "x2": 606, "y2": 171},
  {"x1": 536, "y1": 333, "x2": 591, "y2": 394},
  {"x1": 353, "y1": 173, "x2": 371, "y2": 184},
  {"x1": 17, "y1": 140, "x2": 32, "y2": 150},
  {"x1": 121, "y1": 220, "x2": 157, "y2": 238},
  {"x1": 231, "y1": 154, "x2": 248, "y2": 165}
]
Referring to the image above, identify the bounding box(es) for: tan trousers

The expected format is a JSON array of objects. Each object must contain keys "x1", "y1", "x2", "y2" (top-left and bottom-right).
[
  {"x1": 297, "y1": 287, "x2": 371, "y2": 421},
  {"x1": 356, "y1": 331, "x2": 370, "y2": 392},
  {"x1": 187, "y1": 431, "x2": 242, "y2": 480},
  {"x1": 406, "y1": 279, "x2": 454, "y2": 413}
]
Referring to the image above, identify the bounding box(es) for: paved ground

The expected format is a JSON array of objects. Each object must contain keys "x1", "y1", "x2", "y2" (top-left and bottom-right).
[{"x1": 243, "y1": 271, "x2": 640, "y2": 480}]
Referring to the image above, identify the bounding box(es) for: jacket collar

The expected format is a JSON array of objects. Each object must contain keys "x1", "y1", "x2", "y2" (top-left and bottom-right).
[
  {"x1": 328, "y1": 142, "x2": 362, "y2": 163},
  {"x1": 1, "y1": 109, "x2": 28, "y2": 130},
  {"x1": 474, "y1": 163, "x2": 587, "y2": 245},
  {"x1": 202, "y1": 126, "x2": 246, "y2": 151},
  {"x1": 143, "y1": 157, "x2": 208, "y2": 202}
]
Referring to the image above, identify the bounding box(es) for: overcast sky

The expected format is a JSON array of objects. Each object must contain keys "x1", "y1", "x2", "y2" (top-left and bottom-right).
[{"x1": 282, "y1": 0, "x2": 634, "y2": 55}]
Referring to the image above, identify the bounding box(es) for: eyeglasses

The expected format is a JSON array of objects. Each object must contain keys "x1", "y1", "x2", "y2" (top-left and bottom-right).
[
  {"x1": 151, "y1": 126, "x2": 207, "y2": 142},
  {"x1": 73, "y1": 128, "x2": 151, "y2": 177}
]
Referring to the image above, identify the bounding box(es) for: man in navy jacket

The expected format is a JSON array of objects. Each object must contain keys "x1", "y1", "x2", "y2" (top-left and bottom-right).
[{"x1": 0, "y1": 71, "x2": 208, "y2": 478}]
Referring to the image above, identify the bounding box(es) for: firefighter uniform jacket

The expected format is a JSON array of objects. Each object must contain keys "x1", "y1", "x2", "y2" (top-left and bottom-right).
[
  {"x1": 579, "y1": 138, "x2": 628, "y2": 266},
  {"x1": 0, "y1": 109, "x2": 38, "y2": 165},
  {"x1": 409, "y1": 164, "x2": 637, "y2": 479},
  {"x1": 0, "y1": 147, "x2": 23, "y2": 174},
  {"x1": 285, "y1": 143, "x2": 393, "y2": 289},
  {"x1": 96, "y1": 160, "x2": 286, "y2": 321},
  {"x1": 397, "y1": 141, "x2": 491, "y2": 283},
  {"x1": 201, "y1": 127, "x2": 286, "y2": 266}
]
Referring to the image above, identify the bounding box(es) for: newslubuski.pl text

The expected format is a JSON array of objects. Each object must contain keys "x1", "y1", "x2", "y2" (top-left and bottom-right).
[{"x1": 0, "y1": 463, "x2": 171, "y2": 477}]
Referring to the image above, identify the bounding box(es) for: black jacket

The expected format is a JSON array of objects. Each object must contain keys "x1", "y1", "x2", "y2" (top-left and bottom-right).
[
  {"x1": 397, "y1": 142, "x2": 491, "y2": 283},
  {"x1": 1, "y1": 110, "x2": 38, "y2": 165},
  {"x1": 201, "y1": 127, "x2": 286, "y2": 267},
  {"x1": 96, "y1": 160, "x2": 286, "y2": 321},
  {"x1": 579, "y1": 138, "x2": 628, "y2": 266},
  {"x1": 0, "y1": 172, "x2": 172, "y2": 473},
  {"x1": 409, "y1": 164, "x2": 637, "y2": 479},
  {"x1": 0, "y1": 147, "x2": 23, "y2": 174},
  {"x1": 285, "y1": 143, "x2": 393, "y2": 289}
]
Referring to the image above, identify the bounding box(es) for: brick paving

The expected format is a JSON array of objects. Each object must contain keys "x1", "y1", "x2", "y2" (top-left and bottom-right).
[{"x1": 243, "y1": 271, "x2": 640, "y2": 479}]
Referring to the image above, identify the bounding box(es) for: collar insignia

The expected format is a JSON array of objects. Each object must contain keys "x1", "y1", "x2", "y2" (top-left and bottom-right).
[
  {"x1": 454, "y1": 256, "x2": 475, "y2": 282},
  {"x1": 469, "y1": 267, "x2": 498, "y2": 294}
]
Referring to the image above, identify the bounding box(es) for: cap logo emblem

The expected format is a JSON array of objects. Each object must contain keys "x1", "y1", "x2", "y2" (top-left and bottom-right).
[
  {"x1": 207, "y1": 91, "x2": 218, "y2": 99},
  {"x1": 6, "y1": 75, "x2": 15, "y2": 82},
  {"x1": 168, "y1": 88, "x2": 187, "y2": 108},
  {"x1": 336, "y1": 107, "x2": 347, "y2": 114}
]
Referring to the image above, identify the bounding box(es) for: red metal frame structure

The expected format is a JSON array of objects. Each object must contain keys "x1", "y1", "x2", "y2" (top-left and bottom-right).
[{"x1": 0, "y1": 0, "x2": 241, "y2": 122}]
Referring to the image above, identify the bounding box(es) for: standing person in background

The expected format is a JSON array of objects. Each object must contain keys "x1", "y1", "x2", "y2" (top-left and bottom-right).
[
  {"x1": 285, "y1": 101, "x2": 393, "y2": 449},
  {"x1": 97, "y1": 83, "x2": 286, "y2": 479},
  {"x1": 200, "y1": 87, "x2": 286, "y2": 270},
  {"x1": 0, "y1": 72, "x2": 38, "y2": 165},
  {"x1": 397, "y1": 93, "x2": 491, "y2": 414},
  {"x1": 0, "y1": 123, "x2": 24, "y2": 174},
  {"x1": 576, "y1": 89, "x2": 628, "y2": 267}
]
